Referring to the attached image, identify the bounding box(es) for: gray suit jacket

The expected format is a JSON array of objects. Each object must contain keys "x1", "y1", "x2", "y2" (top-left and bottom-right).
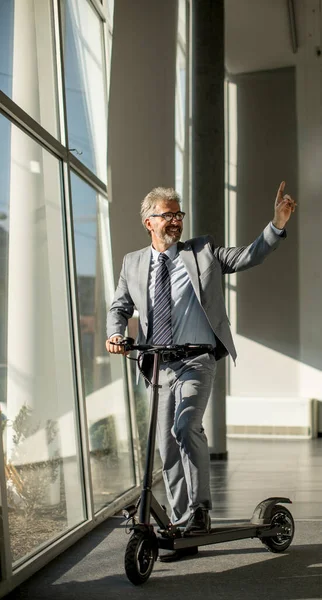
[{"x1": 106, "y1": 223, "x2": 286, "y2": 362}]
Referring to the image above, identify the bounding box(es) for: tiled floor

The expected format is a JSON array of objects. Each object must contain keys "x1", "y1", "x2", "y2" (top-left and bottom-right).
[
  {"x1": 5, "y1": 438, "x2": 322, "y2": 600},
  {"x1": 153, "y1": 437, "x2": 322, "y2": 520}
]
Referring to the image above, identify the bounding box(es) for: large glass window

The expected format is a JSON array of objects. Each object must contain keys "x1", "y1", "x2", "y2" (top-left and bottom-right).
[
  {"x1": 70, "y1": 173, "x2": 135, "y2": 512},
  {"x1": 62, "y1": 0, "x2": 108, "y2": 182},
  {"x1": 0, "y1": 0, "x2": 142, "y2": 590},
  {"x1": 0, "y1": 0, "x2": 59, "y2": 138},
  {"x1": 0, "y1": 115, "x2": 85, "y2": 565}
]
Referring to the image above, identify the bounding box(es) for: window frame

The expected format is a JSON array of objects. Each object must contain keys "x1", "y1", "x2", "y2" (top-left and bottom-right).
[{"x1": 0, "y1": 0, "x2": 142, "y2": 591}]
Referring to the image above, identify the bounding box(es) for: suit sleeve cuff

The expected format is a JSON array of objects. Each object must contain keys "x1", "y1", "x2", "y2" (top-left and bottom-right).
[
  {"x1": 270, "y1": 222, "x2": 285, "y2": 235},
  {"x1": 108, "y1": 333, "x2": 124, "y2": 340}
]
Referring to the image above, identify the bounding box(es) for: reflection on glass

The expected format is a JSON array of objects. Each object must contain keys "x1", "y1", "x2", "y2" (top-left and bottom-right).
[
  {"x1": 106, "y1": 0, "x2": 114, "y2": 26},
  {"x1": 177, "y1": 0, "x2": 186, "y2": 42},
  {"x1": 175, "y1": 146, "x2": 184, "y2": 201},
  {"x1": 130, "y1": 370, "x2": 162, "y2": 474},
  {"x1": 63, "y1": 0, "x2": 108, "y2": 182},
  {"x1": 0, "y1": 118, "x2": 10, "y2": 423},
  {"x1": 125, "y1": 317, "x2": 162, "y2": 473},
  {"x1": 0, "y1": 115, "x2": 85, "y2": 565},
  {"x1": 70, "y1": 173, "x2": 135, "y2": 512},
  {"x1": 175, "y1": 12, "x2": 186, "y2": 199},
  {"x1": 106, "y1": 31, "x2": 113, "y2": 81},
  {"x1": 0, "y1": 0, "x2": 59, "y2": 138},
  {"x1": 176, "y1": 47, "x2": 186, "y2": 145}
]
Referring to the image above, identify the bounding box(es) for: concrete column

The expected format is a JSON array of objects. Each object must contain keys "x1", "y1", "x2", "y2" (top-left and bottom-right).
[
  {"x1": 191, "y1": 0, "x2": 227, "y2": 458},
  {"x1": 108, "y1": 0, "x2": 177, "y2": 277}
]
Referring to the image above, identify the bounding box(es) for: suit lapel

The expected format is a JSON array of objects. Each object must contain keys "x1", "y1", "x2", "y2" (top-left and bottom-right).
[
  {"x1": 139, "y1": 246, "x2": 151, "y2": 323},
  {"x1": 178, "y1": 242, "x2": 201, "y2": 303}
]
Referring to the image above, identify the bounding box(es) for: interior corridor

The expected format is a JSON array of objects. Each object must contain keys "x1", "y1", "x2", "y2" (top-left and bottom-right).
[{"x1": 6, "y1": 437, "x2": 322, "y2": 599}]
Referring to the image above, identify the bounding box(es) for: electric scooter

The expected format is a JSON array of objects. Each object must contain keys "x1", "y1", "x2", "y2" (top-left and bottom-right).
[{"x1": 119, "y1": 339, "x2": 295, "y2": 586}]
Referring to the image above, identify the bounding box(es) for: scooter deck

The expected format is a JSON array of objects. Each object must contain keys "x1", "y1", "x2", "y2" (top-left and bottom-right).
[{"x1": 158, "y1": 522, "x2": 273, "y2": 550}]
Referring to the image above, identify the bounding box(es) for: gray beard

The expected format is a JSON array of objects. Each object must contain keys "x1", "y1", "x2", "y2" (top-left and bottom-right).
[{"x1": 162, "y1": 230, "x2": 182, "y2": 245}]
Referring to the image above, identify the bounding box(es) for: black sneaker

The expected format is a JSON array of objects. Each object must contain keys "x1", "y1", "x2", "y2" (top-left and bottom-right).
[
  {"x1": 159, "y1": 546, "x2": 198, "y2": 562},
  {"x1": 184, "y1": 508, "x2": 211, "y2": 535}
]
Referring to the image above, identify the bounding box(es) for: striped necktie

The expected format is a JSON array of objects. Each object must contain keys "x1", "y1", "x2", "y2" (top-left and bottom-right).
[{"x1": 152, "y1": 253, "x2": 172, "y2": 344}]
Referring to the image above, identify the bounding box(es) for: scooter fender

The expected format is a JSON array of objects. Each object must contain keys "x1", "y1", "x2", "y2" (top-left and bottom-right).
[{"x1": 250, "y1": 497, "x2": 292, "y2": 525}]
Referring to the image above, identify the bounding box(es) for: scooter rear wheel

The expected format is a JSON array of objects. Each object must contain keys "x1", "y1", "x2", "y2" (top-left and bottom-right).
[
  {"x1": 261, "y1": 504, "x2": 294, "y2": 553},
  {"x1": 125, "y1": 531, "x2": 157, "y2": 585}
]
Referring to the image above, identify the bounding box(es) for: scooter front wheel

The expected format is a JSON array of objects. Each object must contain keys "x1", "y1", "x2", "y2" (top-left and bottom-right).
[
  {"x1": 125, "y1": 531, "x2": 157, "y2": 585},
  {"x1": 261, "y1": 504, "x2": 295, "y2": 553}
]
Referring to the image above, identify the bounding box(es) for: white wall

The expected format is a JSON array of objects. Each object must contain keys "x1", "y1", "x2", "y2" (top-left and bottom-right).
[
  {"x1": 226, "y1": 67, "x2": 299, "y2": 400},
  {"x1": 296, "y1": 0, "x2": 322, "y2": 428},
  {"x1": 225, "y1": 1, "x2": 322, "y2": 430}
]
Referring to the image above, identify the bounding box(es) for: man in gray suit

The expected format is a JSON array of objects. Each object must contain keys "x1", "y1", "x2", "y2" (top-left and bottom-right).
[{"x1": 106, "y1": 182, "x2": 296, "y2": 559}]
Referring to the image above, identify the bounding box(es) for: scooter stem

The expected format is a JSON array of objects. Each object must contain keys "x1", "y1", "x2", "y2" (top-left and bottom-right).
[{"x1": 139, "y1": 351, "x2": 161, "y2": 524}]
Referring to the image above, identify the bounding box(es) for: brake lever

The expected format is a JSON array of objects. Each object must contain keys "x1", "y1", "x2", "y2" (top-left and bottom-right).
[{"x1": 120, "y1": 337, "x2": 135, "y2": 352}]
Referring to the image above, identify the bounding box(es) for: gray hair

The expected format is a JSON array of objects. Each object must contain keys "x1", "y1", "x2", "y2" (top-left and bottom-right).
[{"x1": 140, "y1": 187, "x2": 181, "y2": 234}]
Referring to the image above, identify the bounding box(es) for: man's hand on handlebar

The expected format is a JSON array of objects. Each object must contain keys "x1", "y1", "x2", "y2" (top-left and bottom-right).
[
  {"x1": 105, "y1": 335, "x2": 129, "y2": 355},
  {"x1": 106, "y1": 338, "x2": 215, "y2": 360}
]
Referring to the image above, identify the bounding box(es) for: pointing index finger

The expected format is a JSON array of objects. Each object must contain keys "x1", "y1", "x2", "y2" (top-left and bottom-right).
[{"x1": 278, "y1": 181, "x2": 286, "y2": 194}]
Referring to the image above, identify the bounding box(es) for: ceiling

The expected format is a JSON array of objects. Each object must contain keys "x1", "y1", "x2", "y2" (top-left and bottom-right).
[{"x1": 225, "y1": 0, "x2": 297, "y2": 74}]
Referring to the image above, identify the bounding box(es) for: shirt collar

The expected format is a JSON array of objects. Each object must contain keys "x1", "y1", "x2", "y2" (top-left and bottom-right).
[{"x1": 151, "y1": 243, "x2": 178, "y2": 262}]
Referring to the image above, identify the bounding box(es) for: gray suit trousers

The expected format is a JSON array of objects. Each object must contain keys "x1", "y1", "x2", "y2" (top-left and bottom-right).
[{"x1": 153, "y1": 353, "x2": 216, "y2": 526}]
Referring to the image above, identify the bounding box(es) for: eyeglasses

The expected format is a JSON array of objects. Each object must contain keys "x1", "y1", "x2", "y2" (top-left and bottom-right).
[{"x1": 149, "y1": 211, "x2": 186, "y2": 222}]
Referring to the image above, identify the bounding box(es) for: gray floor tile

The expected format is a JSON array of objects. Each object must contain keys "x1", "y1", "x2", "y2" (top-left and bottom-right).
[{"x1": 154, "y1": 437, "x2": 322, "y2": 519}]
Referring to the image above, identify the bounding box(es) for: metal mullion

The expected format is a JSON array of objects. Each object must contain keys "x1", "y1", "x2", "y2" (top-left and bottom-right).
[
  {"x1": 101, "y1": 0, "x2": 110, "y2": 104},
  {"x1": 0, "y1": 91, "x2": 68, "y2": 161},
  {"x1": 99, "y1": 6, "x2": 110, "y2": 194},
  {"x1": 104, "y1": 0, "x2": 114, "y2": 35},
  {"x1": 88, "y1": 0, "x2": 107, "y2": 21},
  {"x1": 61, "y1": 161, "x2": 95, "y2": 523},
  {"x1": 54, "y1": 0, "x2": 71, "y2": 155},
  {"x1": 0, "y1": 426, "x2": 13, "y2": 581},
  {"x1": 69, "y1": 156, "x2": 108, "y2": 197},
  {"x1": 52, "y1": 0, "x2": 67, "y2": 147}
]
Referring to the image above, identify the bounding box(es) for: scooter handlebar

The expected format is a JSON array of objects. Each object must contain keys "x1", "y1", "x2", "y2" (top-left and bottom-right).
[{"x1": 118, "y1": 338, "x2": 215, "y2": 355}]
